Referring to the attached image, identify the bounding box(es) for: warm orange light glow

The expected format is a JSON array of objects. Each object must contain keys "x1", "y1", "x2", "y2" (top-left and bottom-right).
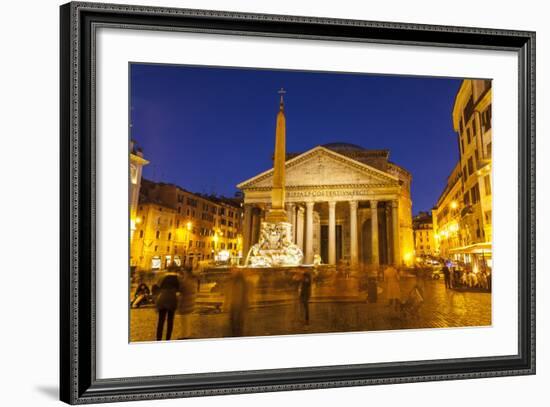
[{"x1": 450, "y1": 200, "x2": 458, "y2": 210}]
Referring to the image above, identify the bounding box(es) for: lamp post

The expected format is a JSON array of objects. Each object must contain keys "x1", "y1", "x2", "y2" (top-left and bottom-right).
[{"x1": 185, "y1": 221, "x2": 192, "y2": 267}]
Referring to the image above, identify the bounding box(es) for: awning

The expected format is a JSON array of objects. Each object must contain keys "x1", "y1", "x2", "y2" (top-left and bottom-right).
[{"x1": 449, "y1": 242, "x2": 492, "y2": 255}]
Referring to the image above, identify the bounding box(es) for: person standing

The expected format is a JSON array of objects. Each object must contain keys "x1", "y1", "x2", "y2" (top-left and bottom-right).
[
  {"x1": 155, "y1": 265, "x2": 180, "y2": 341},
  {"x1": 299, "y1": 271, "x2": 312, "y2": 324},
  {"x1": 383, "y1": 265, "x2": 401, "y2": 312}
]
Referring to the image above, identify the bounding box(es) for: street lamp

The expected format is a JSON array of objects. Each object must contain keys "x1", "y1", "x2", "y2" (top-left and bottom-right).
[{"x1": 184, "y1": 221, "x2": 192, "y2": 267}]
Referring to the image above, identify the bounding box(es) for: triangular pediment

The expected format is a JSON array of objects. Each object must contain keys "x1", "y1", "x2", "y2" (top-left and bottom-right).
[{"x1": 237, "y1": 146, "x2": 399, "y2": 190}]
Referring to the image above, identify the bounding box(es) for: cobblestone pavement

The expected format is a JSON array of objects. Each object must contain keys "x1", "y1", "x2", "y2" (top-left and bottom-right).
[{"x1": 130, "y1": 277, "x2": 491, "y2": 342}]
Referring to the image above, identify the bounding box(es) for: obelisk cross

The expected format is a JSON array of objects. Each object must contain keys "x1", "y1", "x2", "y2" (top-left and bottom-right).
[{"x1": 278, "y1": 87, "x2": 286, "y2": 105}]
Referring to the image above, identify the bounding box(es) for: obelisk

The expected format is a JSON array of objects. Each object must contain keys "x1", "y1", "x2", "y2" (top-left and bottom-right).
[
  {"x1": 265, "y1": 88, "x2": 289, "y2": 223},
  {"x1": 244, "y1": 89, "x2": 303, "y2": 267}
]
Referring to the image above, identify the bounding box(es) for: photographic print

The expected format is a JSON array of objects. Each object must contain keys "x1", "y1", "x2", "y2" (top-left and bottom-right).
[{"x1": 128, "y1": 64, "x2": 493, "y2": 342}]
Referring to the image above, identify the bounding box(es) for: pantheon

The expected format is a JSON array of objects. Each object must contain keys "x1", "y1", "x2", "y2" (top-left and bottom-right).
[{"x1": 237, "y1": 142, "x2": 414, "y2": 267}]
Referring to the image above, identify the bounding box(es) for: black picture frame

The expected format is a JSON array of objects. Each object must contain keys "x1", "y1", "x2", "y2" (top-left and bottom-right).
[{"x1": 60, "y1": 2, "x2": 536, "y2": 404}]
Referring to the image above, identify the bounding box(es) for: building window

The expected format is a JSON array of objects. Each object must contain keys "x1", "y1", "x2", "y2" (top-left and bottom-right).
[
  {"x1": 168, "y1": 232, "x2": 172, "y2": 240},
  {"x1": 466, "y1": 128, "x2": 471, "y2": 144},
  {"x1": 462, "y1": 165, "x2": 467, "y2": 179},
  {"x1": 468, "y1": 157, "x2": 474, "y2": 176},
  {"x1": 139, "y1": 230, "x2": 144, "y2": 238},
  {"x1": 154, "y1": 245, "x2": 158, "y2": 252},
  {"x1": 484, "y1": 175, "x2": 492, "y2": 195},
  {"x1": 464, "y1": 191, "x2": 471, "y2": 206},
  {"x1": 471, "y1": 183, "x2": 480, "y2": 204},
  {"x1": 461, "y1": 139, "x2": 465, "y2": 154},
  {"x1": 463, "y1": 95, "x2": 474, "y2": 123},
  {"x1": 482, "y1": 107, "x2": 492, "y2": 131},
  {"x1": 155, "y1": 231, "x2": 160, "y2": 239},
  {"x1": 486, "y1": 142, "x2": 492, "y2": 158},
  {"x1": 189, "y1": 241, "x2": 193, "y2": 248}
]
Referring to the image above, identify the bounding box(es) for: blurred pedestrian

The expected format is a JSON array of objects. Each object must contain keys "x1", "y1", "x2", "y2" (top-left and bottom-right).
[
  {"x1": 383, "y1": 265, "x2": 401, "y2": 312},
  {"x1": 226, "y1": 270, "x2": 250, "y2": 337},
  {"x1": 155, "y1": 264, "x2": 180, "y2": 341},
  {"x1": 299, "y1": 271, "x2": 312, "y2": 324},
  {"x1": 442, "y1": 264, "x2": 451, "y2": 289},
  {"x1": 177, "y1": 268, "x2": 197, "y2": 339}
]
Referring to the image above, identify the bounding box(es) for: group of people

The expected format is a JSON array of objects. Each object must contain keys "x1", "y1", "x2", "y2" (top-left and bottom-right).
[{"x1": 442, "y1": 264, "x2": 491, "y2": 291}]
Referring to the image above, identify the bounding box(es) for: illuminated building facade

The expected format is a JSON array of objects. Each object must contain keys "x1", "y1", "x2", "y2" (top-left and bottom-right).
[
  {"x1": 413, "y1": 211, "x2": 436, "y2": 257},
  {"x1": 433, "y1": 79, "x2": 492, "y2": 269},
  {"x1": 238, "y1": 143, "x2": 414, "y2": 267},
  {"x1": 130, "y1": 179, "x2": 243, "y2": 271},
  {"x1": 129, "y1": 140, "x2": 149, "y2": 241}
]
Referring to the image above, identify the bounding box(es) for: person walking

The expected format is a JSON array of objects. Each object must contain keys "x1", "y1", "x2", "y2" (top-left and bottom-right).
[
  {"x1": 383, "y1": 265, "x2": 401, "y2": 312},
  {"x1": 442, "y1": 263, "x2": 451, "y2": 289},
  {"x1": 226, "y1": 270, "x2": 250, "y2": 337},
  {"x1": 299, "y1": 271, "x2": 312, "y2": 324},
  {"x1": 155, "y1": 265, "x2": 180, "y2": 341},
  {"x1": 177, "y1": 268, "x2": 197, "y2": 339}
]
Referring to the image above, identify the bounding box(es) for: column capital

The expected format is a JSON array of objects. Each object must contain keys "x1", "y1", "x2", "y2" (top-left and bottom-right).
[
  {"x1": 370, "y1": 199, "x2": 378, "y2": 207},
  {"x1": 285, "y1": 202, "x2": 295, "y2": 209},
  {"x1": 328, "y1": 201, "x2": 337, "y2": 209},
  {"x1": 305, "y1": 201, "x2": 315, "y2": 209},
  {"x1": 349, "y1": 200, "x2": 358, "y2": 209},
  {"x1": 297, "y1": 205, "x2": 305, "y2": 214},
  {"x1": 391, "y1": 200, "x2": 399, "y2": 208}
]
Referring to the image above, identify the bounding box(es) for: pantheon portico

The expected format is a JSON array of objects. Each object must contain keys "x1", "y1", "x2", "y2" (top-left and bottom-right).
[{"x1": 237, "y1": 143, "x2": 414, "y2": 267}]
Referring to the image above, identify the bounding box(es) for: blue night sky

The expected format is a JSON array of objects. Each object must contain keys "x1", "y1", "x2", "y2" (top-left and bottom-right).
[{"x1": 130, "y1": 63, "x2": 462, "y2": 214}]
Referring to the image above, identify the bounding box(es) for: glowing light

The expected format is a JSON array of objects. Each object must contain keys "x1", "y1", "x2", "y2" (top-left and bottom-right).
[
  {"x1": 186, "y1": 221, "x2": 192, "y2": 231},
  {"x1": 449, "y1": 223, "x2": 459, "y2": 233},
  {"x1": 404, "y1": 252, "x2": 413, "y2": 262},
  {"x1": 450, "y1": 200, "x2": 458, "y2": 210},
  {"x1": 135, "y1": 217, "x2": 142, "y2": 224}
]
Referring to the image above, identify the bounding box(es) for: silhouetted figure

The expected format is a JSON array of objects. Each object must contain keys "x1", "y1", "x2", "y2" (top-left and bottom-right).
[
  {"x1": 299, "y1": 271, "x2": 312, "y2": 324},
  {"x1": 442, "y1": 264, "x2": 451, "y2": 289},
  {"x1": 227, "y1": 271, "x2": 249, "y2": 337},
  {"x1": 155, "y1": 266, "x2": 180, "y2": 341}
]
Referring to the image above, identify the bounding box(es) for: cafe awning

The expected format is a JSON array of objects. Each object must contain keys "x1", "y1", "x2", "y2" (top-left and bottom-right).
[{"x1": 449, "y1": 242, "x2": 492, "y2": 255}]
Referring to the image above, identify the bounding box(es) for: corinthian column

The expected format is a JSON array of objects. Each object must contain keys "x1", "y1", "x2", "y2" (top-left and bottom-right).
[
  {"x1": 242, "y1": 204, "x2": 253, "y2": 259},
  {"x1": 286, "y1": 203, "x2": 296, "y2": 241},
  {"x1": 349, "y1": 200, "x2": 358, "y2": 267},
  {"x1": 370, "y1": 200, "x2": 379, "y2": 266},
  {"x1": 296, "y1": 206, "x2": 305, "y2": 250},
  {"x1": 305, "y1": 201, "x2": 315, "y2": 264},
  {"x1": 391, "y1": 200, "x2": 401, "y2": 265},
  {"x1": 328, "y1": 201, "x2": 336, "y2": 265}
]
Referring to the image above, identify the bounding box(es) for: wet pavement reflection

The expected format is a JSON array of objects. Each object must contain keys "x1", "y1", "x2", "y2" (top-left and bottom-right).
[{"x1": 130, "y1": 269, "x2": 491, "y2": 342}]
